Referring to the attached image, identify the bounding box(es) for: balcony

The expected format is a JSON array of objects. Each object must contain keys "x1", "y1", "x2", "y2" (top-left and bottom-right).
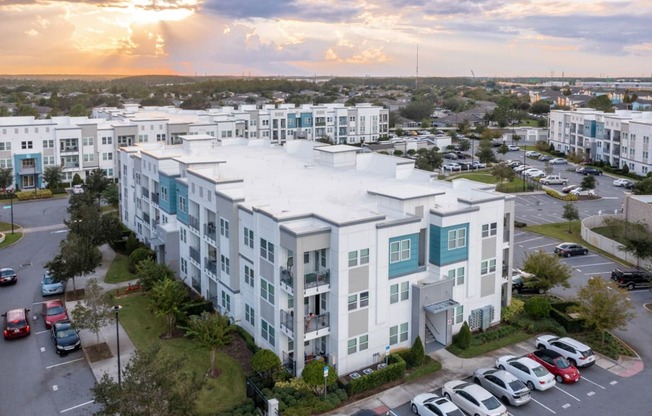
[
  {"x1": 62, "y1": 163, "x2": 79, "y2": 170},
  {"x1": 142, "y1": 213, "x2": 150, "y2": 226},
  {"x1": 204, "y1": 223, "x2": 217, "y2": 242},
  {"x1": 19, "y1": 165, "x2": 39, "y2": 175},
  {"x1": 189, "y1": 215, "x2": 200, "y2": 232},
  {"x1": 280, "y1": 309, "x2": 294, "y2": 336},
  {"x1": 142, "y1": 187, "x2": 150, "y2": 200},
  {"x1": 189, "y1": 246, "x2": 201, "y2": 265},
  {"x1": 282, "y1": 351, "x2": 296, "y2": 376},
  {"x1": 305, "y1": 269, "x2": 329, "y2": 290},
  {"x1": 204, "y1": 257, "x2": 217, "y2": 276},
  {"x1": 60, "y1": 146, "x2": 79, "y2": 153},
  {"x1": 280, "y1": 267, "x2": 294, "y2": 295},
  {"x1": 151, "y1": 193, "x2": 159, "y2": 205},
  {"x1": 304, "y1": 312, "x2": 329, "y2": 340}
]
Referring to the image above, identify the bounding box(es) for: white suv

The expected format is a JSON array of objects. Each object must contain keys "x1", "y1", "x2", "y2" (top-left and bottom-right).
[{"x1": 535, "y1": 335, "x2": 596, "y2": 368}]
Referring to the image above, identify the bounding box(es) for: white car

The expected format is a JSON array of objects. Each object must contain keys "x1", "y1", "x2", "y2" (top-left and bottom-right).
[
  {"x1": 442, "y1": 380, "x2": 508, "y2": 416},
  {"x1": 535, "y1": 335, "x2": 596, "y2": 368},
  {"x1": 569, "y1": 188, "x2": 596, "y2": 196},
  {"x1": 508, "y1": 145, "x2": 520, "y2": 151},
  {"x1": 473, "y1": 368, "x2": 531, "y2": 407},
  {"x1": 513, "y1": 165, "x2": 530, "y2": 173},
  {"x1": 524, "y1": 169, "x2": 546, "y2": 178},
  {"x1": 549, "y1": 158, "x2": 567, "y2": 165},
  {"x1": 521, "y1": 168, "x2": 542, "y2": 176},
  {"x1": 525, "y1": 151, "x2": 541, "y2": 157},
  {"x1": 443, "y1": 163, "x2": 462, "y2": 171},
  {"x1": 495, "y1": 355, "x2": 556, "y2": 391},
  {"x1": 613, "y1": 178, "x2": 634, "y2": 187},
  {"x1": 410, "y1": 393, "x2": 464, "y2": 416},
  {"x1": 71, "y1": 184, "x2": 84, "y2": 194}
]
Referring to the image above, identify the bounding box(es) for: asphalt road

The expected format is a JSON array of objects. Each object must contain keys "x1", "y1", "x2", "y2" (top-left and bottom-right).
[{"x1": 0, "y1": 197, "x2": 101, "y2": 416}]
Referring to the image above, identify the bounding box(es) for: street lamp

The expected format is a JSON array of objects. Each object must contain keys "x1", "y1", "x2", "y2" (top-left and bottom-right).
[
  {"x1": 113, "y1": 305, "x2": 123, "y2": 387},
  {"x1": 9, "y1": 190, "x2": 14, "y2": 234}
]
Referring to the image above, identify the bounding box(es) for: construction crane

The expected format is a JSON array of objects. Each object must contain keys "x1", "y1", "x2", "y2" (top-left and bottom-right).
[{"x1": 471, "y1": 70, "x2": 476, "y2": 78}]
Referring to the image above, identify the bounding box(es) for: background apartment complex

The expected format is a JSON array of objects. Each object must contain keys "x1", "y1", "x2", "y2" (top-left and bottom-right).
[{"x1": 119, "y1": 136, "x2": 515, "y2": 377}]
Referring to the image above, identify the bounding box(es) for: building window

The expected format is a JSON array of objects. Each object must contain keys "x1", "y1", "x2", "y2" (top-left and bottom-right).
[
  {"x1": 389, "y1": 239, "x2": 411, "y2": 263},
  {"x1": 448, "y1": 267, "x2": 466, "y2": 286},
  {"x1": 348, "y1": 251, "x2": 358, "y2": 267},
  {"x1": 319, "y1": 249, "x2": 327, "y2": 267},
  {"x1": 244, "y1": 265, "x2": 254, "y2": 287},
  {"x1": 348, "y1": 291, "x2": 369, "y2": 311},
  {"x1": 390, "y1": 281, "x2": 410, "y2": 303},
  {"x1": 221, "y1": 291, "x2": 231, "y2": 312},
  {"x1": 359, "y1": 334, "x2": 368, "y2": 351},
  {"x1": 348, "y1": 248, "x2": 370, "y2": 267},
  {"x1": 103, "y1": 153, "x2": 113, "y2": 161},
  {"x1": 261, "y1": 319, "x2": 275, "y2": 346},
  {"x1": 220, "y1": 218, "x2": 230, "y2": 238},
  {"x1": 220, "y1": 255, "x2": 230, "y2": 275},
  {"x1": 160, "y1": 186, "x2": 168, "y2": 202},
  {"x1": 480, "y1": 259, "x2": 497, "y2": 275},
  {"x1": 400, "y1": 281, "x2": 409, "y2": 301},
  {"x1": 360, "y1": 248, "x2": 369, "y2": 264},
  {"x1": 348, "y1": 338, "x2": 357, "y2": 355},
  {"x1": 454, "y1": 305, "x2": 464, "y2": 324},
  {"x1": 102, "y1": 136, "x2": 113, "y2": 145},
  {"x1": 180, "y1": 258, "x2": 187, "y2": 274},
  {"x1": 482, "y1": 223, "x2": 497, "y2": 238},
  {"x1": 21, "y1": 141, "x2": 33, "y2": 149},
  {"x1": 260, "y1": 239, "x2": 275, "y2": 263},
  {"x1": 389, "y1": 325, "x2": 398, "y2": 345},
  {"x1": 83, "y1": 137, "x2": 94, "y2": 146},
  {"x1": 390, "y1": 284, "x2": 399, "y2": 304},
  {"x1": 245, "y1": 304, "x2": 255, "y2": 326},
  {"x1": 260, "y1": 279, "x2": 275, "y2": 305},
  {"x1": 180, "y1": 228, "x2": 187, "y2": 243},
  {"x1": 178, "y1": 196, "x2": 187, "y2": 213},
  {"x1": 43, "y1": 139, "x2": 54, "y2": 148},
  {"x1": 448, "y1": 228, "x2": 467, "y2": 250},
  {"x1": 83, "y1": 154, "x2": 95, "y2": 162},
  {"x1": 244, "y1": 227, "x2": 254, "y2": 248},
  {"x1": 400, "y1": 322, "x2": 408, "y2": 342}
]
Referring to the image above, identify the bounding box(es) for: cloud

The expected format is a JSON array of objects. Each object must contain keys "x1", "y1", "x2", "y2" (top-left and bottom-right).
[{"x1": 200, "y1": 0, "x2": 362, "y2": 22}]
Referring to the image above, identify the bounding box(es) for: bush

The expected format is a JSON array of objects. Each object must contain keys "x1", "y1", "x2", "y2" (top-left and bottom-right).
[
  {"x1": 251, "y1": 349, "x2": 282, "y2": 382},
  {"x1": 549, "y1": 307, "x2": 586, "y2": 333},
  {"x1": 514, "y1": 221, "x2": 527, "y2": 228},
  {"x1": 472, "y1": 325, "x2": 518, "y2": 344},
  {"x1": 545, "y1": 188, "x2": 578, "y2": 201},
  {"x1": 72, "y1": 173, "x2": 83, "y2": 186},
  {"x1": 452, "y1": 321, "x2": 472, "y2": 350},
  {"x1": 128, "y1": 247, "x2": 155, "y2": 273},
  {"x1": 502, "y1": 299, "x2": 524, "y2": 323},
  {"x1": 345, "y1": 353, "x2": 406, "y2": 396},
  {"x1": 15, "y1": 189, "x2": 53, "y2": 200},
  {"x1": 124, "y1": 233, "x2": 140, "y2": 255},
  {"x1": 409, "y1": 336, "x2": 425, "y2": 367},
  {"x1": 524, "y1": 297, "x2": 552, "y2": 319}
]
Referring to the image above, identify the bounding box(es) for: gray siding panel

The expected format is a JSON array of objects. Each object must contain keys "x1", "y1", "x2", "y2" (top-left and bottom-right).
[
  {"x1": 348, "y1": 308, "x2": 369, "y2": 338},
  {"x1": 260, "y1": 300, "x2": 274, "y2": 324},
  {"x1": 481, "y1": 274, "x2": 496, "y2": 297},
  {"x1": 348, "y1": 265, "x2": 369, "y2": 293},
  {"x1": 482, "y1": 237, "x2": 496, "y2": 260},
  {"x1": 260, "y1": 258, "x2": 274, "y2": 281}
]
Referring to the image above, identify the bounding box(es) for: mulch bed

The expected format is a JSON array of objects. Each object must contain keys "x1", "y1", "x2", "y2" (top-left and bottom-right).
[
  {"x1": 84, "y1": 342, "x2": 113, "y2": 362},
  {"x1": 221, "y1": 333, "x2": 253, "y2": 375},
  {"x1": 65, "y1": 288, "x2": 86, "y2": 302}
]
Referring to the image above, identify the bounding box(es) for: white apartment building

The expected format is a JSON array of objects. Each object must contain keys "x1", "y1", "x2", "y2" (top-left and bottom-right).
[
  {"x1": 0, "y1": 102, "x2": 388, "y2": 190},
  {"x1": 548, "y1": 109, "x2": 652, "y2": 176},
  {"x1": 119, "y1": 136, "x2": 516, "y2": 377}
]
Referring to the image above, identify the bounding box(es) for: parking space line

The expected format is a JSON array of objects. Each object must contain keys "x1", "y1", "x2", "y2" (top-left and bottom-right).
[
  {"x1": 46, "y1": 358, "x2": 84, "y2": 370},
  {"x1": 584, "y1": 271, "x2": 610, "y2": 276},
  {"x1": 60, "y1": 400, "x2": 95, "y2": 413},
  {"x1": 587, "y1": 391, "x2": 595, "y2": 396},
  {"x1": 562, "y1": 403, "x2": 571, "y2": 409},
  {"x1": 518, "y1": 237, "x2": 544, "y2": 244},
  {"x1": 574, "y1": 262, "x2": 612, "y2": 268},
  {"x1": 531, "y1": 398, "x2": 557, "y2": 413},
  {"x1": 581, "y1": 376, "x2": 606, "y2": 389},
  {"x1": 554, "y1": 385, "x2": 581, "y2": 401},
  {"x1": 35, "y1": 330, "x2": 50, "y2": 335},
  {"x1": 609, "y1": 381, "x2": 618, "y2": 385},
  {"x1": 529, "y1": 243, "x2": 557, "y2": 250},
  {"x1": 32, "y1": 300, "x2": 48, "y2": 306}
]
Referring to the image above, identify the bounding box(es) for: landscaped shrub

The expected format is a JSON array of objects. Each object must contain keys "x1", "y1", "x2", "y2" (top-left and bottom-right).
[
  {"x1": 15, "y1": 189, "x2": 53, "y2": 200},
  {"x1": 124, "y1": 233, "x2": 140, "y2": 255},
  {"x1": 251, "y1": 349, "x2": 282, "y2": 383},
  {"x1": 514, "y1": 221, "x2": 527, "y2": 228},
  {"x1": 545, "y1": 188, "x2": 578, "y2": 201},
  {"x1": 72, "y1": 173, "x2": 83, "y2": 186},
  {"x1": 452, "y1": 321, "x2": 472, "y2": 350},
  {"x1": 128, "y1": 247, "x2": 155, "y2": 273},
  {"x1": 502, "y1": 299, "x2": 525, "y2": 323},
  {"x1": 409, "y1": 336, "x2": 425, "y2": 367},
  {"x1": 235, "y1": 326, "x2": 258, "y2": 353},
  {"x1": 472, "y1": 325, "x2": 518, "y2": 344},
  {"x1": 549, "y1": 306, "x2": 586, "y2": 333},
  {"x1": 218, "y1": 399, "x2": 261, "y2": 416},
  {"x1": 524, "y1": 297, "x2": 552, "y2": 319},
  {"x1": 345, "y1": 353, "x2": 406, "y2": 396}
]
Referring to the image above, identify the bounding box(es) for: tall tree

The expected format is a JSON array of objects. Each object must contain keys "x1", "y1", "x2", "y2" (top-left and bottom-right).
[
  {"x1": 150, "y1": 278, "x2": 188, "y2": 339},
  {"x1": 522, "y1": 250, "x2": 573, "y2": 293},
  {"x1": 414, "y1": 147, "x2": 443, "y2": 172},
  {"x1": 491, "y1": 163, "x2": 515, "y2": 184},
  {"x1": 0, "y1": 167, "x2": 13, "y2": 193},
  {"x1": 580, "y1": 174, "x2": 596, "y2": 190},
  {"x1": 102, "y1": 183, "x2": 120, "y2": 208},
  {"x1": 136, "y1": 258, "x2": 176, "y2": 291},
  {"x1": 301, "y1": 359, "x2": 338, "y2": 395},
  {"x1": 183, "y1": 311, "x2": 234, "y2": 378},
  {"x1": 587, "y1": 95, "x2": 615, "y2": 112},
  {"x1": 632, "y1": 177, "x2": 652, "y2": 195},
  {"x1": 45, "y1": 233, "x2": 102, "y2": 291},
  {"x1": 70, "y1": 278, "x2": 114, "y2": 346},
  {"x1": 42, "y1": 165, "x2": 63, "y2": 190},
  {"x1": 476, "y1": 139, "x2": 497, "y2": 164},
  {"x1": 92, "y1": 343, "x2": 202, "y2": 416},
  {"x1": 562, "y1": 202, "x2": 579, "y2": 233},
  {"x1": 603, "y1": 217, "x2": 652, "y2": 268},
  {"x1": 574, "y1": 277, "x2": 635, "y2": 347},
  {"x1": 85, "y1": 168, "x2": 111, "y2": 203},
  {"x1": 497, "y1": 143, "x2": 509, "y2": 160}
]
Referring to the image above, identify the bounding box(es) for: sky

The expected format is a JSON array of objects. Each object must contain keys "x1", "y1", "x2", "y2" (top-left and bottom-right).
[{"x1": 1, "y1": 0, "x2": 651, "y2": 78}]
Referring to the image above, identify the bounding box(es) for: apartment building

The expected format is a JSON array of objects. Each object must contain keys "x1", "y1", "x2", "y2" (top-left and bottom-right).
[
  {"x1": 119, "y1": 136, "x2": 516, "y2": 377},
  {"x1": 548, "y1": 109, "x2": 652, "y2": 176}
]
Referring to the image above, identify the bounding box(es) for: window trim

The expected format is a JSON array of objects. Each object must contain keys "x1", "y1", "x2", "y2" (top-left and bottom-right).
[
  {"x1": 390, "y1": 239, "x2": 411, "y2": 263},
  {"x1": 448, "y1": 228, "x2": 467, "y2": 250}
]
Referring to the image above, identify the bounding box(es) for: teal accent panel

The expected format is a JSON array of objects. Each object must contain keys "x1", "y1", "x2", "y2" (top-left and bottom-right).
[
  {"x1": 583, "y1": 120, "x2": 596, "y2": 138},
  {"x1": 429, "y1": 223, "x2": 469, "y2": 266},
  {"x1": 13, "y1": 153, "x2": 43, "y2": 188},
  {"x1": 300, "y1": 112, "x2": 312, "y2": 128},
  {"x1": 287, "y1": 114, "x2": 296, "y2": 129},
  {"x1": 176, "y1": 183, "x2": 188, "y2": 225},
  {"x1": 158, "y1": 173, "x2": 178, "y2": 215},
  {"x1": 388, "y1": 233, "x2": 419, "y2": 279}
]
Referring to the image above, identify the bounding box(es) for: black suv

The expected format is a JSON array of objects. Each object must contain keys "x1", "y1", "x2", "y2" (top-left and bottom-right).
[
  {"x1": 611, "y1": 269, "x2": 652, "y2": 290},
  {"x1": 581, "y1": 167, "x2": 602, "y2": 176}
]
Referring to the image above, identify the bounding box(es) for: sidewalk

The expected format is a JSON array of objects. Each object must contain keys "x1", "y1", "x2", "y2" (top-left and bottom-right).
[
  {"x1": 326, "y1": 337, "x2": 644, "y2": 415},
  {"x1": 65, "y1": 243, "x2": 139, "y2": 384}
]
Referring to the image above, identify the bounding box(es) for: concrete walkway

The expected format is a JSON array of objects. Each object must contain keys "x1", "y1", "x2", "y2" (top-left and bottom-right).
[{"x1": 64, "y1": 243, "x2": 139, "y2": 384}]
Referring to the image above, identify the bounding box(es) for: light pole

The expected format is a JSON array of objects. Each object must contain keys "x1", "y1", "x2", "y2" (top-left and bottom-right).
[
  {"x1": 9, "y1": 190, "x2": 14, "y2": 234},
  {"x1": 113, "y1": 305, "x2": 123, "y2": 387}
]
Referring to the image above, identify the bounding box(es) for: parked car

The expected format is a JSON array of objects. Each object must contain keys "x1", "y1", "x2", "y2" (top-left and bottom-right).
[
  {"x1": 42, "y1": 299, "x2": 69, "y2": 329},
  {"x1": 554, "y1": 242, "x2": 589, "y2": 257},
  {"x1": 513, "y1": 165, "x2": 530, "y2": 173},
  {"x1": 538, "y1": 155, "x2": 552, "y2": 162},
  {"x1": 569, "y1": 188, "x2": 596, "y2": 197},
  {"x1": 410, "y1": 393, "x2": 464, "y2": 416},
  {"x1": 575, "y1": 166, "x2": 586, "y2": 173},
  {"x1": 613, "y1": 178, "x2": 634, "y2": 187},
  {"x1": 512, "y1": 273, "x2": 545, "y2": 295},
  {"x1": 562, "y1": 184, "x2": 580, "y2": 193},
  {"x1": 506, "y1": 160, "x2": 522, "y2": 167},
  {"x1": 549, "y1": 158, "x2": 567, "y2": 165},
  {"x1": 581, "y1": 167, "x2": 602, "y2": 175},
  {"x1": 535, "y1": 335, "x2": 596, "y2": 368},
  {"x1": 51, "y1": 320, "x2": 82, "y2": 355},
  {"x1": 495, "y1": 355, "x2": 556, "y2": 391},
  {"x1": 540, "y1": 175, "x2": 568, "y2": 185},
  {"x1": 473, "y1": 368, "x2": 531, "y2": 407},
  {"x1": 610, "y1": 268, "x2": 652, "y2": 290},
  {"x1": 508, "y1": 145, "x2": 520, "y2": 151},
  {"x1": 41, "y1": 273, "x2": 65, "y2": 296},
  {"x1": 71, "y1": 184, "x2": 84, "y2": 194},
  {"x1": 524, "y1": 169, "x2": 546, "y2": 178},
  {"x1": 457, "y1": 161, "x2": 473, "y2": 171},
  {"x1": 443, "y1": 163, "x2": 462, "y2": 171},
  {"x1": 444, "y1": 152, "x2": 459, "y2": 160},
  {"x1": 525, "y1": 151, "x2": 541, "y2": 158},
  {"x1": 2, "y1": 308, "x2": 31, "y2": 339},
  {"x1": 471, "y1": 161, "x2": 487, "y2": 169},
  {"x1": 527, "y1": 349, "x2": 581, "y2": 384},
  {"x1": 442, "y1": 380, "x2": 508, "y2": 416},
  {"x1": 0, "y1": 267, "x2": 18, "y2": 285}
]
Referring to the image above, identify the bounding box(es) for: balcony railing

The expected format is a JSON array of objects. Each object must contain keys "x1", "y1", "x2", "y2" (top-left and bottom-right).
[
  {"x1": 282, "y1": 351, "x2": 296, "y2": 376},
  {"x1": 189, "y1": 246, "x2": 201, "y2": 264},
  {"x1": 189, "y1": 215, "x2": 200, "y2": 232},
  {"x1": 204, "y1": 223, "x2": 216, "y2": 241},
  {"x1": 151, "y1": 193, "x2": 159, "y2": 205},
  {"x1": 141, "y1": 187, "x2": 150, "y2": 200},
  {"x1": 142, "y1": 213, "x2": 150, "y2": 225},
  {"x1": 60, "y1": 146, "x2": 79, "y2": 152},
  {"x1": 204, "y1": 257, "x2": 217, "y2": 275},
  {"x1": 304, "y1": 312, "x2": 329, "y2": 335},
  {"x1": 280, "y1": 267, "x2": 294, "y2": 294},
  {"x1": 280, "y1": 309, "x2": 294, "y2": 336},
  {"x1": 304, "y1": 269, "x2": 330, "y2": 290}
]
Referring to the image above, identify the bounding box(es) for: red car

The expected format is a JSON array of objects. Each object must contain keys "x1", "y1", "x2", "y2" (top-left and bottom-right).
[
  {"x1": 528, "y1": 349, "x2": 580, "y2": 384},
  {"x1": 42, "y1": 300, "x2": 68, "y2": 329},
  {"x1": 3, "y1": 308, "x2": 31, "y2": 339}
]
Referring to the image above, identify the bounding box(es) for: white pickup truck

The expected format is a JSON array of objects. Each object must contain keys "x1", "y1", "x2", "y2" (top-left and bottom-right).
[{"x1": 540, "y1": 175, "x2": 568, "y2": 185}]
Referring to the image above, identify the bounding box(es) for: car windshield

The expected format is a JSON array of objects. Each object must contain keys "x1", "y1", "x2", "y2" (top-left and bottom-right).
[
  {"x1": 532, "y1": 366, "x2": 549, "y2": 377},
  {"x1": 43, "y1": 276, "x2": 55, "y2": 285},
  {"x1": 47, "y1": 306, "x2": 65, "y2": 315},
  {"x1": 7, "y1": 319, "x2": 26, "y2": 329},
  {"x1": 0, "y1": 269, "x2": 14, "y2": 277},
  {"x1": 509, "y1": 380, "x2": 526, "y2": 391},
  {"x1": 57, "y1": 328, "x2": 77, "y2": 338},
  {"x1": 446, "y1": 410, "x2": 465, "y2": 416},
  {"x1": 482, "y1": 395, "x2": 502, "y2": 410},
  {"x1": 554, "y1": 357, "x2": 571, "y2": 369}
]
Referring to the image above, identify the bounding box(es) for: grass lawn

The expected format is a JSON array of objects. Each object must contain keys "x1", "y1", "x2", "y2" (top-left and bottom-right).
[
  {"x1": 117, "y1": 294, "x2": 246, "y2": 414},
  {"x1": 447, "y1": 331, "x2": 533, "y2": 358},
  {"x1": 405, "y1": 356, "x2": 442, "y2": 383},
  {"x1": 525, "y1": 221, "x2": 582, "y2": 241},
  {"x1": 448, "y1": 173, "x2": 499, "y2": 184},
  {"x1": 0, "y1": 222, "x2": 22, "y2": 248},
  {"x1": 105, "y1": 253, "x2": 136, "y2": 283},
  {"x1": 446, "y1": 172, "x2": 534, "y2": 194}
]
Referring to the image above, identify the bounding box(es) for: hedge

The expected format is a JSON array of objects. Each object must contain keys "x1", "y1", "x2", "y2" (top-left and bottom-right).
[
  {"x1": 345, "y1": 353, "x2": 406, "y2": 396},
  {"x1": 15, "y1": 189, "x2": 53, "y2": 200},
  {"x1": 549, "y1": 306, "x2": 586, "y2": 333},
  {"x1": 544, "y1": 188, "x2": 578, "y2": 201},
  {"x1": 236, "y1": 325, "x2": 259, "y2": 354}
]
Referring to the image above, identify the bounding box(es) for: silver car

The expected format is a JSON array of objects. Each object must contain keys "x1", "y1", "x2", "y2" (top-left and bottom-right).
[{"x1": 473, "y1": 368, "x2": 531, "y2": 407}]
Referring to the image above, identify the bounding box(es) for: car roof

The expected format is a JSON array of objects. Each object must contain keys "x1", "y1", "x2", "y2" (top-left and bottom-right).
[
  {"x1": 533, "y1": 349, "x2": 563, "y2": 359},
  {"x1": 5, "y1": 308, "x2": 26, "y2": 320},
  {"x1": 44, "y1": 299, "x2": 64, "y2": 307},
  {"x1": 458, "y1": 382, "x2": 493, "y2": 398},
  {"x1": 510, "y1": 356, "x2": 541, "y2": 369},
  {"x1": 556, "y1": 337, "x2": 591, "y2": 350}
]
